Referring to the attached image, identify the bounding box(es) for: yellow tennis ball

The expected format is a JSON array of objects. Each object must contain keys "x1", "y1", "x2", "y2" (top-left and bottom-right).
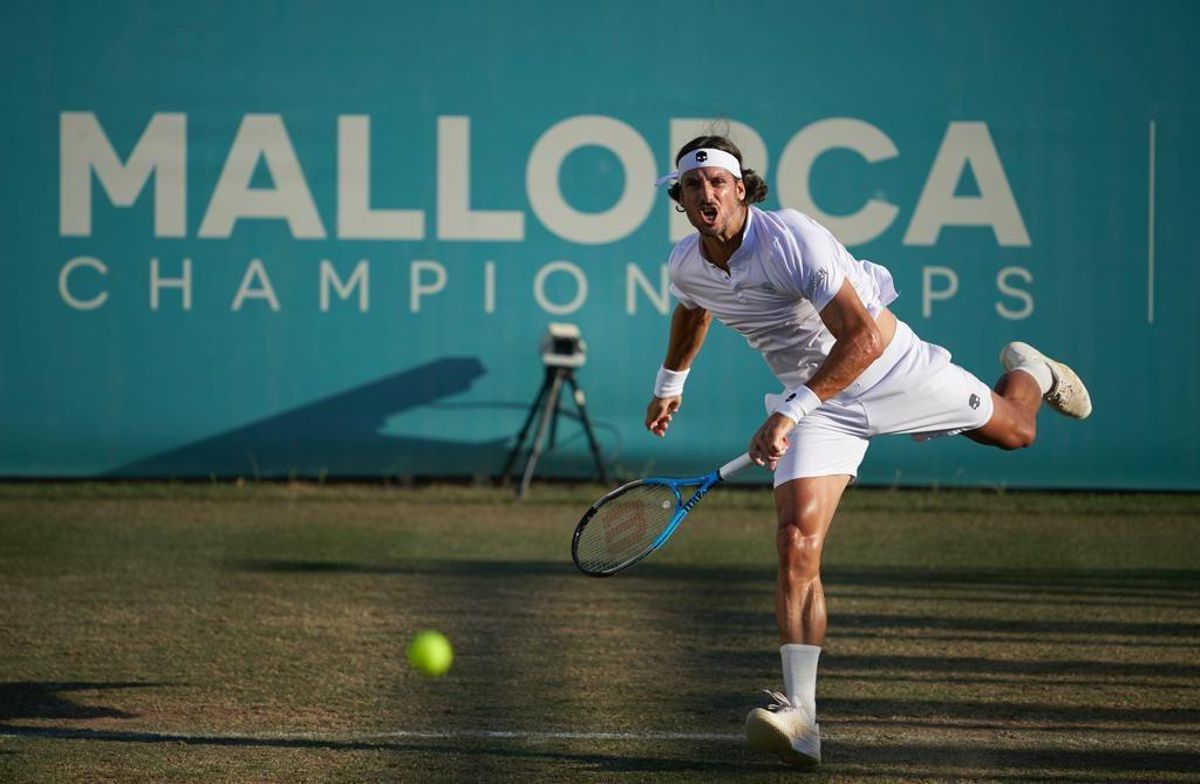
[{"x1": 407, "y1": 630, "x2": 453, "y2": 677}]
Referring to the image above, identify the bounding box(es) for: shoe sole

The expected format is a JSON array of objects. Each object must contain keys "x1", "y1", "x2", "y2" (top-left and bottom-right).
[
  {"x1": 1001, "y1": 342, "x2": 1093, "y2": 420},
  {"x1": 745, "y1": 713, "x2": 820, "y2": 769}
]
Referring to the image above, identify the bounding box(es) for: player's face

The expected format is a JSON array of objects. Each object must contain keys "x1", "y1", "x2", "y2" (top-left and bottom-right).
[{"x1": 679, "y1": 167, "x2": 747, "y2": 240}]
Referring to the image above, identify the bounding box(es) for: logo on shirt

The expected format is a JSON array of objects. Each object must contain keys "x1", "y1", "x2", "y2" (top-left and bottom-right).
[
  {"x1": 695, "y1": 150, "x2": 708, "y2": 163},
  {"x1": 969, "y1": 393, "x2": 981, "y2": 410},
  {"x1": 806, "y1": 268, "x2": 828, "y2": 298},
  {"x1": 760, "y1": 282, "x2": 777, "y2": 293}
]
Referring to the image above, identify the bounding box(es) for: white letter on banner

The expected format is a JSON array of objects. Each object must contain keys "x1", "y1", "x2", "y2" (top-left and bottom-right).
[
  {"x1": 922, "y1": 266, "x2": 959, "y2": 318},
  {"x1": 776, "y1": 118, "x2": 899, "y2": 246},
  {"x1": 337, "y1": 116, "x2": 424, "y2": 239},
  {"x1": 410, "y1": 260, "x2": 447, "y2": 313},
  {"x1": 533, "y1": 261, "x2": 587, "y2": 315},
  {"x1": 59, "y1": 257, "x2": 109, "y2": 310},
  {"x1": 626, "y1": 264, "x2": 670, "y2": 315},
  {"x1": 320, "y1": 259, "x2": 369, "y2": 312},
  {"x1": 668, "y1": 119, "x2": 768, "y2": 242},
  {"x1": 526, "y1": 116, "x2": 655, "y2": 244},
  {"x1": 231, "y1": 259, "x2": 281, "y2": 311},
  {"x1": 151, "y1": 257, "x2": 193, "y2": 311},
  {"x1": 996, "y1": 266, "x2": 1034, "y2": 320},
  {"x1": 438, "y1": 117, "x2": 524, "y2": 240},
  {"x1": 200, "y1": 115, "x2": 326, "y2": 239},
  {"x1": 60, "y1": 112, "x2": 186, "y2": 238},
  {"x1": 904, "y1": 122, "x2": 1030, "y2": 246}
]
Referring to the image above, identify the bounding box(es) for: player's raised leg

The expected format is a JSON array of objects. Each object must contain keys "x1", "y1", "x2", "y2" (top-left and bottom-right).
[
  {"x1": 966, "y1": 341, "x2": 1092, "y2": 450},
  {"x1": 745, "y1": 474, "x2": 850, "y2": 768}
]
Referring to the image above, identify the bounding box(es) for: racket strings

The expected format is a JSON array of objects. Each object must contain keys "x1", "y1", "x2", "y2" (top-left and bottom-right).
[{"x1": 574, "y1": 483, "x2": 679, "y2": 574}]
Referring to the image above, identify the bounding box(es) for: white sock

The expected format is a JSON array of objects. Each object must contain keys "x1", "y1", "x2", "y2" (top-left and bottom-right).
[
  {"x1": 781, "y1": 643, "x2": 820, "y2": 720},
  {"x1": 1012, "y1": 361, "x2": 1053, "y2": 395}
]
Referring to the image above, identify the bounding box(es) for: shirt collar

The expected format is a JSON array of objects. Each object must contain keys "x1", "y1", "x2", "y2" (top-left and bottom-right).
[{"x1": 726, "y1": 205, "x2": 757, "y2": 266}]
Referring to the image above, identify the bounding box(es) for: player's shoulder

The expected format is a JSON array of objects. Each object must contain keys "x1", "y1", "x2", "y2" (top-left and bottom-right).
[
  {"x1": 667, "y1": 232, "x2": 702, "y2": 271},
  {"x1": 761, "y1": 207, "x2": 844, "y2": 262},
  {"x1": 749, "y1": 207, "x2": 821, "y2": 257},
  {"x1": 761, "y1": 207, "x2": 823, "y2": 239}
]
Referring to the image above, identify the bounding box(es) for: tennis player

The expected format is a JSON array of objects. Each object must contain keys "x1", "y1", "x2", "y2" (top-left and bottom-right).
[{"x1": 645, "y1": 135, "x2": 1091, "y2": 768}]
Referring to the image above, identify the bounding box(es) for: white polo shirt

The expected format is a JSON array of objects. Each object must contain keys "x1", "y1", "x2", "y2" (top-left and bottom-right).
[{"x1": 668, "y1": 206, "x2": 898, "y2": 389}]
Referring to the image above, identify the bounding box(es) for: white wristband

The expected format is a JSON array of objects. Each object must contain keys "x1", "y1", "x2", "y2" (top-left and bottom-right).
[
  {"x1": 654, "y1": 365, "x2": 690, "y2": 398},
  {"x1": 773, "y1": 385, "x2": 822, "y2": 424}
]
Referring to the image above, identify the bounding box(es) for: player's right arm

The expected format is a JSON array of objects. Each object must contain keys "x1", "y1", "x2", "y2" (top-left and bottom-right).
[{"x1": 645, "y1": 303, "x2": 712, "y2": 437}]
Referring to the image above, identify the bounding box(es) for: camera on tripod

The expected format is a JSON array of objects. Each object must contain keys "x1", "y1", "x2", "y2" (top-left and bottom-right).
[
  {"x1": 502, "y1": 322, "x2": 606, "y2": 497},
  {"x1": 539, "y1": 322, "x2": 587, "y2": 369}
]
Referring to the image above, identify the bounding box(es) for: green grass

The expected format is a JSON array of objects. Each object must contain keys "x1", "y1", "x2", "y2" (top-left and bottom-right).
[{"x1": 1, "y1": 483, "x2": 1198, "y2": 782}]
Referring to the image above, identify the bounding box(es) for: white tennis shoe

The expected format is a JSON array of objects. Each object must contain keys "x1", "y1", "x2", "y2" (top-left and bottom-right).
[
  {"x1": 1001, "y1": 341, "x2": 1093, "y2": 419},
  {"x1": 745, "y1": 689, "x2": 821, "y2": 768}
]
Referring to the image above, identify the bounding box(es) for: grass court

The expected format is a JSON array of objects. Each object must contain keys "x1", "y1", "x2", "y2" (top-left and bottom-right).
[{"x1": 1, "y1": 483, "x2": 1197, "y2": 782}]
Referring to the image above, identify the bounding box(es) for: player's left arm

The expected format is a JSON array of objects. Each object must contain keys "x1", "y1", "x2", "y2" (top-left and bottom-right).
[{"x1": 748, "y1": 280, "x2": 884, "y2": 466}]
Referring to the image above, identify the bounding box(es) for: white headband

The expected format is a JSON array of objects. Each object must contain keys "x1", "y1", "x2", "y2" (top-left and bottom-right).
[{"x1": 655, "y1": 148, "x2": 743, "y2": 186}]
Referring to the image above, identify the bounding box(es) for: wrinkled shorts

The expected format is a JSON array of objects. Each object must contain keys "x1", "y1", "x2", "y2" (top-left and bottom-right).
[{"x1": 768, "y1": 321, "x2": 994, "y2": 487}]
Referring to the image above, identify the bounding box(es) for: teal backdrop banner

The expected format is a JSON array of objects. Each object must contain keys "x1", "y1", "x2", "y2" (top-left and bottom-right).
[{"x1": 2, "y1": 1, "x2": 1197, "y2": 488}]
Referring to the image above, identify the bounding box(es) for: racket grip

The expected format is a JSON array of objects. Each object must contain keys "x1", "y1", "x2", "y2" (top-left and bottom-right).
[{"x1": 717, "y1": 453, "x2": 754, "y2": 479}]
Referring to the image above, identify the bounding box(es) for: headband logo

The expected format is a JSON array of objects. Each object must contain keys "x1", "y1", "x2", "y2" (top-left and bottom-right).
[{"x1": 695, "y1": 151, "x2": 708, "y2": 163}]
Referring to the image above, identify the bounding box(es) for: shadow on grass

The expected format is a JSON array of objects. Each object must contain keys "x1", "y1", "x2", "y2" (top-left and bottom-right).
[
  {"x1": 234, "y1": 558, "x2": 1200, "y2": 639},
  {"x1": 231, "y1": 559, "x2": 1200, "y2": 653},
  {"x1": 825, "y1": 652, "x2": 1200, "y2": 681},
  {"x1": 0, "y1": 682, "x2": 164, "y2": 721},
  {"x1": 708, "y1": 691, "x2": 1200, "y2": 729},
  {"x1": 705, "y1": 647, "x2": 1200, "y2": 690},
  {"x1": 231, "y1": 558, "x2": 1200, "y2": 592},
  {"x1": 0, "y1": 726, "x2": 767, "y2": 774},
  {"x1": 223, "y1": 557, "x2": 1200, "y2": 773},
  {"x1": 233, "y1": 559, "x2": 578, "y2": 578},
  {"x1": 833, "y1": 741, "x2": 1200, "y2": 776},
  {"x1": 1, "y1": 726, "x2": 1196, "y2": 777}
]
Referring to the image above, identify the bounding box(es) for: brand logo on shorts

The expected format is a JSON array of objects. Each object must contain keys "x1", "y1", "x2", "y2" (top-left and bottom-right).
[
  {"x1": 969, "y1": 393, "x2": 981, "y2": 410},
  {"x1": 695, "y1": 150, "x2": 708, "y2": 163}
]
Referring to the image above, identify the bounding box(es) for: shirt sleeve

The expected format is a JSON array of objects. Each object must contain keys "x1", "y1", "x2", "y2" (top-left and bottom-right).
[
  {"x1": 776, "y1": 209, "x2": 846, "y2": 312},
  {"x1": 666, "y1": 242, "x2": 701, "y2": 309},
  {"x1": 669, "y1": 281, "x2": 699, "y2": 309}
]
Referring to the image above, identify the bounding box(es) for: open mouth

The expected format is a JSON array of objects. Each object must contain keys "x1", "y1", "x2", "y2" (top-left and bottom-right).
[{"x1": 699, "y1": 205, "x2": 718, "y2": 223}]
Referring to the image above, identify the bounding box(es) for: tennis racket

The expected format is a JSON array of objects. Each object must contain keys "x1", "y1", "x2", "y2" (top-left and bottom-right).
[{"x1": 571, "y1": 453, "x2": 755, "y2": 577}]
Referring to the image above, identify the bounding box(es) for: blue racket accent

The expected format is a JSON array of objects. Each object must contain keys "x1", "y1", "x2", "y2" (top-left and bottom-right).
[{"x1": 572, "y1": 453, "x2": 754, "y2": 576}]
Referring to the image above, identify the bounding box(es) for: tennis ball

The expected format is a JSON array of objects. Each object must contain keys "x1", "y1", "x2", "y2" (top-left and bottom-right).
[{"x1": 407, "y1": 630, "x2": 453, "y2": 677}]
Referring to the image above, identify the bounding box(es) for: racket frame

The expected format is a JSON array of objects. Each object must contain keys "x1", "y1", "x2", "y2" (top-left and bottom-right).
[{"x1": 571, "y1": 453, "x2": 753, "y2": 577}]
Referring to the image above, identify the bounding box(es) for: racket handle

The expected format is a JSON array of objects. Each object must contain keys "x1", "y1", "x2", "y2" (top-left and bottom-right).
[{"x1": 717, "y1": 453, "x2": 754, "y2": 479}]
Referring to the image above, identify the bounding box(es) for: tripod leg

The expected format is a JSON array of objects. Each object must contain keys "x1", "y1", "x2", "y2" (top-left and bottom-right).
[
  {"x1": 566, "y1": 371, "x2": 608, "y2": 484},
  {"x1": 548, "y1": 374, "x2": 562, "y2": 450},
  {"x1": 501, "y1": 369, "x2": 554, "y2": 483},
  {"x1": 518, "y1": 369, "x2": 565, "y2": 498}
]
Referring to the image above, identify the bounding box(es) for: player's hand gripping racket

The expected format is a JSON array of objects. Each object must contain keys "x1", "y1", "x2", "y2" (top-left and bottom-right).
[{"x1": 571, "y1": 453, "x2": 755, "y2": 576}]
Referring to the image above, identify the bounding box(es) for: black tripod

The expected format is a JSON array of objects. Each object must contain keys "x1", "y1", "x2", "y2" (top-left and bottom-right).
[{"x1": 501, "y1": 365, "x2": 607, "y2": 498}]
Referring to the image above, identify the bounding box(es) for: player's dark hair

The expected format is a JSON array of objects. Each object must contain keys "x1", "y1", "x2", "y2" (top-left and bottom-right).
[{"x1": 666, "y1": 135, "x2": 768, "y2": 208}]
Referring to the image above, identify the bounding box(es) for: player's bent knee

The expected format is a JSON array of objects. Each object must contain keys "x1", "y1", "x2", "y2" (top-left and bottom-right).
[
  {"x1": 1002, "y1": 419, "x2": 1036, "y2": 450},
  {"x1": 776, "y1": 525, "x2": 823, "y2": 579}
]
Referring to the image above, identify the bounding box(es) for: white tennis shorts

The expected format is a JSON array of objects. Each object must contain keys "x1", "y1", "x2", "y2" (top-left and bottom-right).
[{"x1": 768, "y1": 321, "x2": 994, "y2": 487}]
